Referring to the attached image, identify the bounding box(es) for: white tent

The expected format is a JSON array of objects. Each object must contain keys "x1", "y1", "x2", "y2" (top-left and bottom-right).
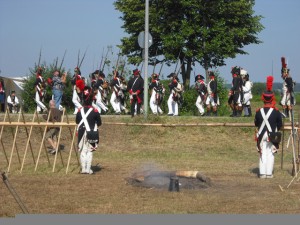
[{"x1": 0, "y1": 76, "x2": 27, "y2": 109}]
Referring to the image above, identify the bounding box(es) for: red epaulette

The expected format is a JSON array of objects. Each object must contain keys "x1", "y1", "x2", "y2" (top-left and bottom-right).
[
  {"x1": 93, "y1": 108, "x2": 99, "y2": 113},
  {"x1": 78, "y1": 107, "x2": 82, "y2": 112},
  {"x1": 255, "y1": 108, "x2": 261, "y2": 112}
]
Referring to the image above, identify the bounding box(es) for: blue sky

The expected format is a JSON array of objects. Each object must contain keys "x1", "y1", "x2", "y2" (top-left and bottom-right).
[{"x1": 0, "y1": 0, "x2": 299, "y2": 84}]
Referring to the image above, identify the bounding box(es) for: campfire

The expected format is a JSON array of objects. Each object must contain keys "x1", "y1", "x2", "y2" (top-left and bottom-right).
[{"x1": 126, "y1": 170, "x2": 211, "y2": 191}]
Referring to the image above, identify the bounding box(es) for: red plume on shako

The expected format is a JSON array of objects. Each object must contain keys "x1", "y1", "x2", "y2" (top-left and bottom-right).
[{"x1": 261, "y1": 76, "x2": 275, "y2": 104}]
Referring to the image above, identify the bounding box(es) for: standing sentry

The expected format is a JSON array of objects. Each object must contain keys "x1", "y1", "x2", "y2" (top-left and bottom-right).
[
  {"x1": 254, "y1": 76, "x2": 283, "y2": 179},
  {"x1": 76, "y1": 86, "x2": 102, "y2": 175}
]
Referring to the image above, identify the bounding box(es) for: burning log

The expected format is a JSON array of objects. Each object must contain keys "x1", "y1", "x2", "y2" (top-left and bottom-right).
[{"x1": 131, "y1": 170, "x2": 211, "y2": 185}]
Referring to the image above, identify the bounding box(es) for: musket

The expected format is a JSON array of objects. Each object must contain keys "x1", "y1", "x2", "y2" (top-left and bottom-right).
[
  {"x1": 54, "y1": 57, "x2": 59, "y2": 70},
  {"x1": 173, "y1": 50, "x2": 182, "y2": 73},
  {"x1": 176, "y1": 57, "x2": 185, "y2": 76},
  {"x1": 77, "y1": 49, "x2": 80, "y2": 68},
  {"x1": 113, "y1": 49, "x2": 121, "y2": 78},
  {"x1": 58, "y1": 49, "x2": 67, "y2": 72},
  {"x1": 78, "y1": 47, "x2": 88, "y2": 69},
  {"x1": 37, "y1": 47, "x2": 42, "y2": 68},
  {"x1": 101, "y1": 46, "x2": 111, "y2": 72},
  {"x1": 120, "y1": 56, "x2": 127, "y2": 77},
  {"x1": 158, "y1": 61, "x2": 164, "y2": 76},
  {"x1": 152, "y1": 48, "x2": 159, "y2": 74},
  {"x1": 98, "y1": 47, "x2": 105, "y2": 74}
]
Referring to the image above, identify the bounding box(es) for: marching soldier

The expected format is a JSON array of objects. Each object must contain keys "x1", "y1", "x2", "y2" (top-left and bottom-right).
[
  {"x1": 228, "y1": 66, "x2": 243, "y2": 117},
  {"x1": 34, "y1": 67, "x2": 46, "y2": 113},
  {"x1": 149, "y1": 73, "x2": 164, "y2": 115},
  {"x1": 241, "y1": 70, "x2": 253, "y2": 117},
  {"x1": 92, "y1": 71, "x2": 109, "y2": 114},
  {"x1": 255, "y1": 76, "x2": 283, "y2": 179},
  {"x1": 280, "y1": 57, "x2": 296, "y2": 118},
  {"x1": 95, "y1": 71, "x2": 110, "y2": 111},
  {"x1": 205, "y1": 71, "x2": 218, "y2": 116},
  {"x1": 72, "y1": 67, "x2": 82, "y2": 87},
  {"x1": 72, "y1": 79, "x2": 85, "y2": 114},
  {"x1": 127, "y1": 69, "x2": 144, "y2": 117},
  {"x1": 195, "y1": 74, "x2": 207, "y2": 116},
  {"x1": 167, "y1": 73, "x2": 183, "y2": 116},
  {"x1": 110, "y1": 71, "x2": 123, "y2": 115}
]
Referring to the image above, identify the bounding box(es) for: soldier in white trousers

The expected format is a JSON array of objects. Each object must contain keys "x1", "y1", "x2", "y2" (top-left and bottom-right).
[
  {"x1": 195, "y1": 75, "x2": 207, "y2": 116},
  {"x1": 255, "y1": 76, "x2": 283, "y2": 179},
  {"x1": 76, "y1": 86, "x2": 101, "y2": 174},
  {"x1": 149, "y1": 74, "x2": 164, "y2": 115}
]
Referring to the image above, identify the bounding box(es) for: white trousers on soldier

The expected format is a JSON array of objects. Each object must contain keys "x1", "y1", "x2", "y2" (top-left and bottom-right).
[
  {"x1": 110, "y1": 92, "x2": 121, "y2": 113},
  {"x1": 78, "y1": 135, "x2": 94, "y2": 174},
  {"x1": 167, "y1": 93, "x2": 178, "y2": 115},
  {"x1": 195, "y1": 96, "x2": 205, "y2": 115},
  {"x1": 80, "y1": 148, "x2": 93, "y2": 174},
  {"x1": 259, "y1": 132, "x2": 275, "y2": 176},
  {"x1": 280, "y1": 91, "x2": 291, "y2": 106},
  {"x1": 150, "y1": 90, "x2": 163, "y2": 114},
  {"x1": 35, "y1": 92, "x2": 42, "y2": 112}
]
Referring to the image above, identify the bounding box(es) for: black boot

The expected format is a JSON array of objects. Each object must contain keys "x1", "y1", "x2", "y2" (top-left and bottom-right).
[
  {"x1": 230, "y1": 109, "x2": 236, "y2": 117},
  {"x1": 213, "y1": 111, "x2": 218, "y2": 117},
  {"x1": 248, "y1": 106, "x2": 252, "y2": 117}
]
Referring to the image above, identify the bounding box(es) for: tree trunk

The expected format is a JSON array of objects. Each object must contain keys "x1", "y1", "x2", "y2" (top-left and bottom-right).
[{"x1": 181, "y1": 57, "x2": 192, "y2": 89}]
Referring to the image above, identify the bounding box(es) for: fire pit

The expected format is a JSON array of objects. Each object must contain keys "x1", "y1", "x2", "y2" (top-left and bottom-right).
[{"x1": 126, "y1": 170, "x2": 211, "y2": 191}]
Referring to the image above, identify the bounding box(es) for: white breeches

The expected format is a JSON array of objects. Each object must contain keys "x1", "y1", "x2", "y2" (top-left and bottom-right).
[
  {"x1": 243, "y1": 93, "x2": 252, "y2": 106},
  {"x1": 195, "y1": 96, "x2": 205, "y2": 114},
  {"x1": 80, "y1": 148, "x2": 93, "y2": 174},
  {"x1": 110, "y1": 92, "x2": 121, "y2": 113},
  {"x1": 167, "y1": 93, "x2": 178, "y2": 115},
  {"x1": 35, "y1": 92, "x2": 42, "y2": 112},
  {"x1": 150, "y1": 90, "x2": 163, "y2": 114},
  {"x1": 72, "y1": 89, "x2": 82, "y2": 114},
  {"x1": 259, "y1": 132, "x2": 275, "y2": 176},
  {"x1": 205, "y1": 95, "x2": 219, "y2": 107},
  {"x1": 280, "y1": 91, "x2": 291, "y2": 106},
  {"x1": 78, "y1": 134, "x2": 97, "y2": 174}
]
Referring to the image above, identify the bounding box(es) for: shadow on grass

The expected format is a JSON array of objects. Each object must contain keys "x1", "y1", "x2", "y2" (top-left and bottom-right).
[
  {"x1": 91, "y1": 163, "x2": 102, "y2": 173},
  {"x1": 250, "y1": 167, "x2": 260, "y2": 177}
]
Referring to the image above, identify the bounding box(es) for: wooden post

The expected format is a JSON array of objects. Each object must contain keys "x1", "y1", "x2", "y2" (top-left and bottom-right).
[
  {"x1": 0, "y1": 109, "x2": 9, "y2": 165},
  {"x1": 35, "y1": 111, "x2": 51, "y2": 166},
  {"x1": 7, "y1": 108, "x2": 22, "y2": 172},
  {"x1": 66, "y1": 127, "x2": 77, "y2": 174},
  {"x1": 35, "y1": 110, "x2": 52, "y2": 172},
  {"x1": 65, "y1": 113, "x2": 79, "y2": 166},
  {"x1": 281, "y1": 120, "x2": 285, "y2": 169},
  {"x1": 20, "y1": 110, "x2": 37, "y2": 173},
  {"x1": 52, "y1": 108, "x2": 66, "y2": 172}
]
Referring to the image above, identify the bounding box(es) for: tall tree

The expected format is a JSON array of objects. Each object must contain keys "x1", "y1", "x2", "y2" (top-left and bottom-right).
[{"x1": 114, "y1": 0, "x2": 264, "y2": 88}]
